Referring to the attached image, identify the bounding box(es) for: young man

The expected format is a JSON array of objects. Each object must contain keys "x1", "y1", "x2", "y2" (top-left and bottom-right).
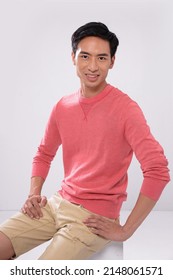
[{"x1": 0, "y1": 22, "x2": 170, "y2": 260}]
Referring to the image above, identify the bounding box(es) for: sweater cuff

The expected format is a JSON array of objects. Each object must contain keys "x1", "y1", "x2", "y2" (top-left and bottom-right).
[
  {"x1": 140, "y1": 177, "x2": 168, "y2": 201},
  {"x1": 31, "y1": 163, "x2": 49, "y2": 180}
]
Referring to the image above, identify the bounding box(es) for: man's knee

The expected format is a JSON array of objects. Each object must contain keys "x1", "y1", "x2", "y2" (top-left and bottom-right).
[{"x1": 0, "y1": 231, "x2": 15, "y2": 260}]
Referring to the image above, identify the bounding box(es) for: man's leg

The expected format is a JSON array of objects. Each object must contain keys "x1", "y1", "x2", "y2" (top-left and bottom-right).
[
  {"x1": 38, "y1": 223, "x2": 110, "y2": 260},
  {"x1": 0, "y1": 202, "x2": 56, "y2": 259},
  {"x1": 38, "y1": 194, "x2": 111, "y2": 260},
  {"x1": 0, "y1": 232, "x2": 15, "y2": 260}
]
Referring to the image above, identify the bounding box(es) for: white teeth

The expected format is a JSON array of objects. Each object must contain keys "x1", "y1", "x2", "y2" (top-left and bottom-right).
[{"x1": 87, "y1": 74, "x2": 98, "y2": 77}]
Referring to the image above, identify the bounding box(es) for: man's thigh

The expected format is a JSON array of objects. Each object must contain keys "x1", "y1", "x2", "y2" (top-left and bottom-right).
[
  {"x1": 39, "y1": 195, "x2": 110, "y2": 260},
  {"x1": 39, "y1": 223, "x2": 110, "y2": 260},
  {"x1": 0, "y1": 203, "x2": 56, "y2": 258}
]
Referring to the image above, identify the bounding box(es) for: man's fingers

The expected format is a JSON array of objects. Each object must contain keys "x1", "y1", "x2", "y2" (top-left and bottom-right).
[
  {"x1": 21, "y1": 202, "x2": 37, "y2": 219},
  {"x1": 84, "y1": 215, "x2": 109, "y2": 229},
  {"x1": 85, "y1": 220, "x2": 105, "y2": 230},
  {"x1": 21, "y1": 195, "x2": 47, "y2": 219},
  {"x1": 24, "y1": 201, "x2": 40, "y2": 218},
  {"x1": 40, "y1": 196, "x2": 47, "y2": 207},
  {"x1": 84, "y1": 214, "x2": 125, "y2": 242}
]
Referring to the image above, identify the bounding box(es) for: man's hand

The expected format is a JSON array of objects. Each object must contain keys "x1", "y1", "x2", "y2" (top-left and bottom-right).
[
  {"x1": 21, "y1": 195, "x2": 47, "y2": 219},
  {"x1": 83, "y1": 214, "x2": 128, "y2": 242}
]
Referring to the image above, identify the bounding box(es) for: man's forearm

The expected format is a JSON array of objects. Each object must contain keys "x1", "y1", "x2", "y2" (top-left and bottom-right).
[
  {"x1": 123, "y1": 193, "x2": 156, "y2": 239},
  {"x1": 21, "y1": 176, "x2": 46, "y2": 218},
  {"x1": 29, "y1": 176, "x2": 45, "y2": 197}
]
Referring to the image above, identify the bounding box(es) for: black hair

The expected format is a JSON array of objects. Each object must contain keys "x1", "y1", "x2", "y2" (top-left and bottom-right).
[{"x1": 71, "y1": 22, "x2": 119, "y2": 58}]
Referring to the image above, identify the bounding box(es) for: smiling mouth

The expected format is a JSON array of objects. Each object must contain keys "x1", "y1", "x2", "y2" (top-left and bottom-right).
[{"x1": 85, "y1": 74, "x2": 99, "y2": 81}]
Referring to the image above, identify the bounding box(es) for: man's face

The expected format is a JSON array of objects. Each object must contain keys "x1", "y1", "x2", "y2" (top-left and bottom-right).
[{"x1": 72, "y1": 36, "x2": 115, "y2": 93}]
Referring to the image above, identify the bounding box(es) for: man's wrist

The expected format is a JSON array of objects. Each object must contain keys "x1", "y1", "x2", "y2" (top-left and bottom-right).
[
  {"x1": 121, "y1": 223, "x2": 135, "y2": 241},
  {"x1": 121, "y1": 219, "x2": 146, "y2": 241},
  {"x1": 28, "y1": 192, "x2": 41, "y2": 198},
  {"x1": 28, "y1": 185, "x2": 42, "y2": 197}
]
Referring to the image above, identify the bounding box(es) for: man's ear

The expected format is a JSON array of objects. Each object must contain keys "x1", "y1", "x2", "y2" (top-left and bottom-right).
[
  {"x1": 109, "y1": 55, "x2": 115, "y2": 69},
  {"x1": 71, "y1": 52, "x2": 76, "y2": 65}
]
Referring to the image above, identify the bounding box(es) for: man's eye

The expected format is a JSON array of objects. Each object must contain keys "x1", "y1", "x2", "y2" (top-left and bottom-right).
[
  {"x1": 81, "y1": 55, "x2": 88, "y2": 59},
  {"x1": 99, "y1": 57, "x2": 106, "y2": 61}
]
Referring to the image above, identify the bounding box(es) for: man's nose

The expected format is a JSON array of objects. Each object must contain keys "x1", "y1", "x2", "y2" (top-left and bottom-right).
[{"x1": 88, "y1": 58, "x2": 99, "y2": 72}]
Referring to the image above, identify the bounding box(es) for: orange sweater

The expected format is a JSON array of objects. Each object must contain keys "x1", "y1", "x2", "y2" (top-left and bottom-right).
[{"x1": 32, "y1": 85, "x2": 170, "y2": 218}]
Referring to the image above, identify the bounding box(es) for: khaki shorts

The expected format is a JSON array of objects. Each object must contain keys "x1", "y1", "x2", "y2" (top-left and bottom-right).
[{"x1": 0, "y1": 193, "x2": 118, "y2": 260}]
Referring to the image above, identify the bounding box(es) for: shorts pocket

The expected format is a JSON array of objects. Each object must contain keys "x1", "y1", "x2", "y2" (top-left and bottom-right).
[{"x1": 67, "y1": 224, "x2": 110, "y2": 252}]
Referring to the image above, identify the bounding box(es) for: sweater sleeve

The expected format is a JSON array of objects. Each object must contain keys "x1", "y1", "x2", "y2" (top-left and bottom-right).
[
  {"x1": 31, "y1": 104, "x2": 62, "y2": 179},
  {"x1": 124, "y1": 101, "x2": 170, "y2": 200}
]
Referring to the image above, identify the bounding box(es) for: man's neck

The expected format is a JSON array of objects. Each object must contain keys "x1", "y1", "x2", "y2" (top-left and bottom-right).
[{"x1": 81, "y1": 82, "x2": 107, "y2": 98}]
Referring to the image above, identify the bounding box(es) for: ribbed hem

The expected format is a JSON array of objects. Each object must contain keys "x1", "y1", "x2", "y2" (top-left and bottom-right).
[
  {"x1": 140, "y1": 177, "x2": 168, "y2": 201},
  {"x1": 58, "y1": 189, "x2": 126, "y2": 219}
]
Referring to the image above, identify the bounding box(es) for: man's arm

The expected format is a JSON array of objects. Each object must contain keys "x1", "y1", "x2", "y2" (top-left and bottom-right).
[
  {"x1": 22, "y1": 105, "x2": 62, "y2": 219},
  {"x1": 83, "y1": 193, "x2": 156, "y2": 241},
  {"x1": 21, "y1": 176, "x2": 47, "y2": 219}
]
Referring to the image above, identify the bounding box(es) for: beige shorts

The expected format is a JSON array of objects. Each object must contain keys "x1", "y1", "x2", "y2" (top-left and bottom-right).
[{"x1": 0, "y1": 193, "x2": 117, "y2": 260}]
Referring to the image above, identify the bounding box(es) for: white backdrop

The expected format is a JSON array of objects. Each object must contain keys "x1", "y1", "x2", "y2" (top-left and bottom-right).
[{"x1": 0, "y1": 0, "x2": 172, "y2": 211}]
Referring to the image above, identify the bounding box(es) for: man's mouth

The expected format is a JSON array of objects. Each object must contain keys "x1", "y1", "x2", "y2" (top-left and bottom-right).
[{"x1": 85, "y1": 74, "x2": 99, "y2": 81}]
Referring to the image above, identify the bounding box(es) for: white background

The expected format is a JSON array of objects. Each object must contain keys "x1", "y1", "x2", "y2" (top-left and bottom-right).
[{"x1": 0, "y1": 0, "x2": 172, "y2": 211}]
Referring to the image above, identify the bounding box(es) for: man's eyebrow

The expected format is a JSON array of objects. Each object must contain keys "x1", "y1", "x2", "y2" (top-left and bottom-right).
[
  {"x1": 97, "y1": 53, "x2": 109, "y2": 57},
  {"x1": 79, "y1": 51, "x2": 109, "y2": 56},
  {"x1": 79, "y1": 51, "x2": 90, "y2": 55}
]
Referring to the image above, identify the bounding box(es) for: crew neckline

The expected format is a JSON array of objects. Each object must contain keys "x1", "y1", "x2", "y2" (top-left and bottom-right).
[{"x1": 78, "y1": 84, "x2": 113, "y2": 104}]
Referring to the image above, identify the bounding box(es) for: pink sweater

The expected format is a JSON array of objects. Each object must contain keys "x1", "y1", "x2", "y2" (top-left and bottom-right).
[{"x1": 32, "y1": 85, "x2": 170, "y2": 218}]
